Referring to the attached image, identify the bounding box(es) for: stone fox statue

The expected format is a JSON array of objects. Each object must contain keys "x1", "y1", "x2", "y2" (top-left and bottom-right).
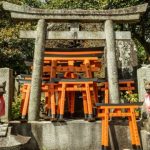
[{"x1": 142, "y1": 79, "x2": 150, "y2": 119}]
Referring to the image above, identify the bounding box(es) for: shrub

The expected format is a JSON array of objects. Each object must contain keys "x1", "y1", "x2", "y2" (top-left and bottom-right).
[
  {"x1": 120, "y1": 91, "x2": 139, "y2": 103},
  {"x1": 120, "y1": 91, "x2": 141, "y2": 116},
  {"x1": 11, "y1": 94, "x2": 22, "y2": 120}
]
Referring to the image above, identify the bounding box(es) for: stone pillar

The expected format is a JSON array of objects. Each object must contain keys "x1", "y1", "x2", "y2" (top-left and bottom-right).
[
  {"x1": 105, "y1": 20, "x2": 120, "y2": 103},
  {"x1": 28, "y1": 19, "x2": 46, "y2": 121},
  {"x1": 137, "y1": 66, "x2": 150, "y2": 129},
  {"x1": 0, "y1": 68, "x2": 13, "y2": 122},
  {"x1": 137, "y1": 66, "x2": 150, "y2": 101}
]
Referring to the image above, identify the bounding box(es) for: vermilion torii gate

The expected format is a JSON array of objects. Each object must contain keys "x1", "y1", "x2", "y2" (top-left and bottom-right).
[{"x1": 2, "y1": 2, "x2": 148, "y2": 121}]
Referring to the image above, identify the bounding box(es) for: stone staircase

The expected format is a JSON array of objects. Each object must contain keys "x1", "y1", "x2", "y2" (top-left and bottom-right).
[
  {"x1": 0, "y1": 124, "x2": 31, "y2": 150},
  {"x1": 0, "y1": 124, "x2": 8, "y2": 137}
]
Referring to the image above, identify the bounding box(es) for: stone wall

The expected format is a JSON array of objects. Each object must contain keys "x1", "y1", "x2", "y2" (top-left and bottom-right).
[{"x1": 0, "y1": 68, "x2": 14, "y2": 122}]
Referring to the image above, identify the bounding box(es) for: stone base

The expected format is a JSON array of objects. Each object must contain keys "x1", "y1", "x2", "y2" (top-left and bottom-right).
[{"x1": 9, "y1": 120, "x2": 138, "y2": 150}]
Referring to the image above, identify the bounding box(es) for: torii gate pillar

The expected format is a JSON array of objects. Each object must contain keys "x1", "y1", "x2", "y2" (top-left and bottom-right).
[
  {"x1": 105, "y1": 20, "x2": 120, "y2": 103},
  {"x1": 28, "y1": 19, "x2": 46, "y2": 121}
]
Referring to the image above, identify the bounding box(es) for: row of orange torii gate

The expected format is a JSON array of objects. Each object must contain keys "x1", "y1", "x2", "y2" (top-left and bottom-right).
[
  {"x1": 2, "y1": 2, "x2": 148, "y2": 150},
  {"x1": 19, "y1": 48, "x2": 136, "y2": 122}
]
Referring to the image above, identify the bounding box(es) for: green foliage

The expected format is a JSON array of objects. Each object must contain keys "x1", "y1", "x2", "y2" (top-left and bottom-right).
[
  {"x1": 120, "y1": 91, "x2": 141, "y2": 116},
  {"x1": 0, "y1": 37, "x2": 34, "y2": 74},
  {"x1": 105, "y1": 0, "x2": 144, "y2": 9},
  {"x1": 41, "y1": 0, "x2": 147, "y2": 10},
  {"x1": 134, "y1": 39, "x2": 147, "y2": 64},
  {"x1": 0, "y1": 0, "x2": 149, "y2": 75},
  {"x1": 0, "y1": 0, "x2": 22, "y2": 5},
  {"x1": 0, "y1": 1, "x2": 35, "y2": 74},
  {"x1": 120, "y1": 91, "x2": 139, "y2": 103},
  {"x1": 45, "y1": 0, "x2": 107, "y2": 9},
  {"x1": 11, "y1": 94, "x2": 22, "y2": 120},
  {"x1": 22, "y1": 0, "x2": 44, "y2": 8}
]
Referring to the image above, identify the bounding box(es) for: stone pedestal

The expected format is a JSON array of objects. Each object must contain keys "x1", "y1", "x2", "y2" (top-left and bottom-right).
[
  {"x1": 10, "y1": 120, "x2": 134, "y2": 150},
  {"x1": 0, "y1": 68, "x2": 13, "y2": 122}
]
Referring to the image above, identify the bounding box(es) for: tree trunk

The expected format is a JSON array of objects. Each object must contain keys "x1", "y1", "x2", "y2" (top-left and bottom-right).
[
  {"x1": 28, "y1": 19, "x2": 46, "y2": 121},
  {"x1": 133, "y1": 32, "x2": 150, "y2": 63}
]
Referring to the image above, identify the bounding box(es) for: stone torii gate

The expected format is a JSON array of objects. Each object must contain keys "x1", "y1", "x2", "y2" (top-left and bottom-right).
[{"x1": 2, "y1": 2, "x2": 148, "y2": 121}]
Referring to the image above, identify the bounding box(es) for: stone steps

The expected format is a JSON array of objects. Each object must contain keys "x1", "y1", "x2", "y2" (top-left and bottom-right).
[
  {"x1": 0, "y1": 124, "x2": 8, "y2": 137},
  {"x1": 0, "y1": 124, "x2": 31, "y2": 149}
]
